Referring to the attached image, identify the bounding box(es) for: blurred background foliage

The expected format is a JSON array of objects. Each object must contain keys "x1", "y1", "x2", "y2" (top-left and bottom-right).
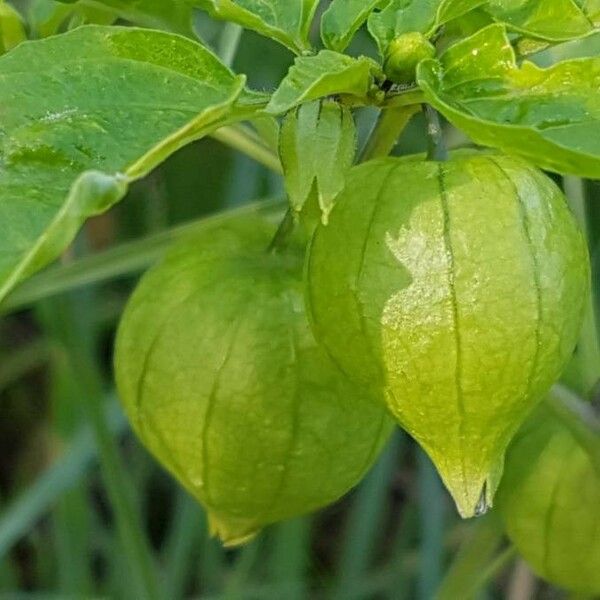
[{"x1": 0, "y1": 1, "x2": 598, "y2": 598}]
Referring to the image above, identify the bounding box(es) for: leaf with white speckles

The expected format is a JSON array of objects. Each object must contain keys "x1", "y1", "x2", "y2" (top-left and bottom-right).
[
  {"x1": 0, "y1": 25, "x2": 261, "y2": 304},
  {"x1": 484, "y1": 0, "x2": 599, "y2": 42},
  {"x1": 418, "y1": 24, "x2": 600, "y2": 178}
]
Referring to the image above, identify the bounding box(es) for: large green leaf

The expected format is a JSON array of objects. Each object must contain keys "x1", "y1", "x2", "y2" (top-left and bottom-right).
[
  {"x1": 320, "y1": 0, "x2": 382, "y2": 52},
  {"x1": 418, "y1": 24, "x2": 600, "y2": 178},
  {"x1": 368, "y1": 0, "x2": 485, "y2": 55},
  {"x1": 55, "y1": 0, "x2": 196, "y2": 35},
  {"x1": 192, "y1": 0, "x2": 319, "y2": 53},
  {"x1": 0, "y1": 25, "x2": 258, "y2": 303},
  {"x1": 484, "y1": 0, "x2": 599, "y2": 42},
  {"x1": 267, "y1": 50, "x2": 384, "y2": 115}
]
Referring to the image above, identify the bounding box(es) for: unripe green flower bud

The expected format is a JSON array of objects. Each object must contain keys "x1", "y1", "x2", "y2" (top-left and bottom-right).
[{"x1": 384, "y1": 32, "x2": 436, "y2": 84}]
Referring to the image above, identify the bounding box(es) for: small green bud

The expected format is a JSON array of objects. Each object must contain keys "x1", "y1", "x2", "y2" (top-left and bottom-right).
[{"x1": 384, "y1": 32, "x2": 435, "y2": 85}]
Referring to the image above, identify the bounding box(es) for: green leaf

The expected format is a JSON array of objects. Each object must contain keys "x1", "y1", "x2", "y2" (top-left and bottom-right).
[
  {"x1": 320, "y1": 0, "x2": 382, "y2": 52},
  {"x1": 192, "y1": 0, "x2": 319, "y2": 53},
  {"x1": 0, "y1": 1, "x2": 25, "y2": 53},
  {"x1": 0, "y1": 25, "x2": 256, "y2": 304},
  {"x1": 368, "y1": 0, "x2": 485, "y2": 55},
  {"x1": 484, "y1": 0, "x2": 598, "y2": 42},
  {"x1": 418, "y1": 24, "x2": 600, "y2": 178},
  {"x1": 279, "y1": 100, "x2": 356, "y2": 223},
  {"x1": 55, "y1": 0, "x2": 196, "y2": 35},
  {"x1": 267, "y1": 50, "x2": 384, "y2": 115}
]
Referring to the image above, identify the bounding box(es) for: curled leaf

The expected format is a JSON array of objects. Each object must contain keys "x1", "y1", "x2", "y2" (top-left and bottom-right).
[
  {"x1": 418, "y1": 24, "x2": 600, "y2": 179},
  {"x1": 267, "y1": 50, "x2": 384, "y2": 115},
  {"x1": 0, "y1": 25, "x2": 260, "y2": 304},
  {"x1": 192, "y1": 0, "x2": 319, "y2": 53}
]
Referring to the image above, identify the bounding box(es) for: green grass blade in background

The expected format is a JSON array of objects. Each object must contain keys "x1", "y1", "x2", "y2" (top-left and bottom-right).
[
  {"x1": 417, "y1": 449, "x2": 446, "y2": 600},
  {"x1": 332, "y1": 432, "x2": 404, "y2": 600},
  {"x1": 0, "y1": 400, "x2": 126, "y2": 559},
  {"x1": 0, "y1": 341, "x2": 50, "y2": 392},
  {"x1": 162, "y1": 490, "x2": 206, "y2": 599},
  {"x1": 55, "y1": 282, "x2": 162, "y2": 599},
  {"x1": 0, "y1": 200, "x2": 284, "y2": 314},
  {"x1": 435, "y1": 513, "x2": 506, "y2": 600},
  {"x1": 222, "y1": 537, "x2": 264, "y2": 600},
  {"x1": 385, "y1": 501, "x2": 419, "y2": 599},
  {"x1": 268, "y1": 517, "x2": 311, "y2": 600}
]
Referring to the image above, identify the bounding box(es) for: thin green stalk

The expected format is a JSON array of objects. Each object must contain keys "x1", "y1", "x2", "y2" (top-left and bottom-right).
[
  {"x1": 435, "y1": 513, "x2": 505, "y2": 600},
  {"x1": 424, "y1": 105, "x2": 448, "y2": 162},
  {"x1": 217, "y1": 23, "x2": 243, "y2": 67},
  {"x1": 211, "y1": 125, "x2": 283, "y2": 174},
  {"x1": 548, "y1": 384, "x2": 600, "y2": 475},
  {"x1": 1, "y1": 200, "x2": 284, "y2": 313},
  {"x1": 470, "y1": 546, "x2": 516, "y2": 595},
  {"x1": 360, "y1": 106, "x2": 420, "y2": 162},
  {"x1": 162, "y1": 491, "x2": 205, "y2": 599}
]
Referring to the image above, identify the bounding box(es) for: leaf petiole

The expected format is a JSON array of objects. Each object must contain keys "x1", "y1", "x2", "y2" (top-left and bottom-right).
[
  {"x1": 424, "y1": 104, "x2": 448, "y2": 162},
  {"x1": 360, "y1": 105, "x2": 420, "y2": 162},
  {"x1": 211, "y1": 124, "x2": 283, "y2": 173}
]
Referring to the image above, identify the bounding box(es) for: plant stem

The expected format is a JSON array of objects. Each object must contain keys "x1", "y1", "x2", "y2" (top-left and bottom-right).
[
  {"x1": 435, "y1": 512, "x2": 506, "y2": 600},
  {"x1": 548, "y1": 384, "x2": 600, "y2": 475},
  {"x1": 424, "y1": 105, "x2": 448, "y2": 162},
  {"x1": 211, "y1": 125, "x2": 283, "y2": 174},
  {"x1": 359, "y1": 105, "x2": 420, "y2": 162},
  {"x1": 217, "y1": 22, "x2": 243, "y2": 67}
]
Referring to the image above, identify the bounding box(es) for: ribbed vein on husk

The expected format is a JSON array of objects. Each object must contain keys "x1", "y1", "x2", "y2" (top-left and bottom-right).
[
  {"x1": 437, "y1": 161, "x2": 468, "y2": 500},
  {"x1": 489, "y1": 157, "x2": 543, "y2": 402}
]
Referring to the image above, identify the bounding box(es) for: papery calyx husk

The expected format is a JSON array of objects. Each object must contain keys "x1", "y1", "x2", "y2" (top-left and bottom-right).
[
  {"x1": 306, "y1": 153, "x2": 589, "y2": 518},
  {"x1": 497, "y1": 398, "x2": 600, "y2": 594},
  {"x1": 114, "y1": 214, "x2": 393, "y2": 545}
]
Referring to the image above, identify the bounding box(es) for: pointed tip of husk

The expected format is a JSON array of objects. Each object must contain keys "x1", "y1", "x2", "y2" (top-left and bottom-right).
[
  {"x1": 207, "y1": 511, "x2": 260, "y2": 548},
  {"x1": 438, "y1": 455, "x2": 505, "y2": 519}
]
